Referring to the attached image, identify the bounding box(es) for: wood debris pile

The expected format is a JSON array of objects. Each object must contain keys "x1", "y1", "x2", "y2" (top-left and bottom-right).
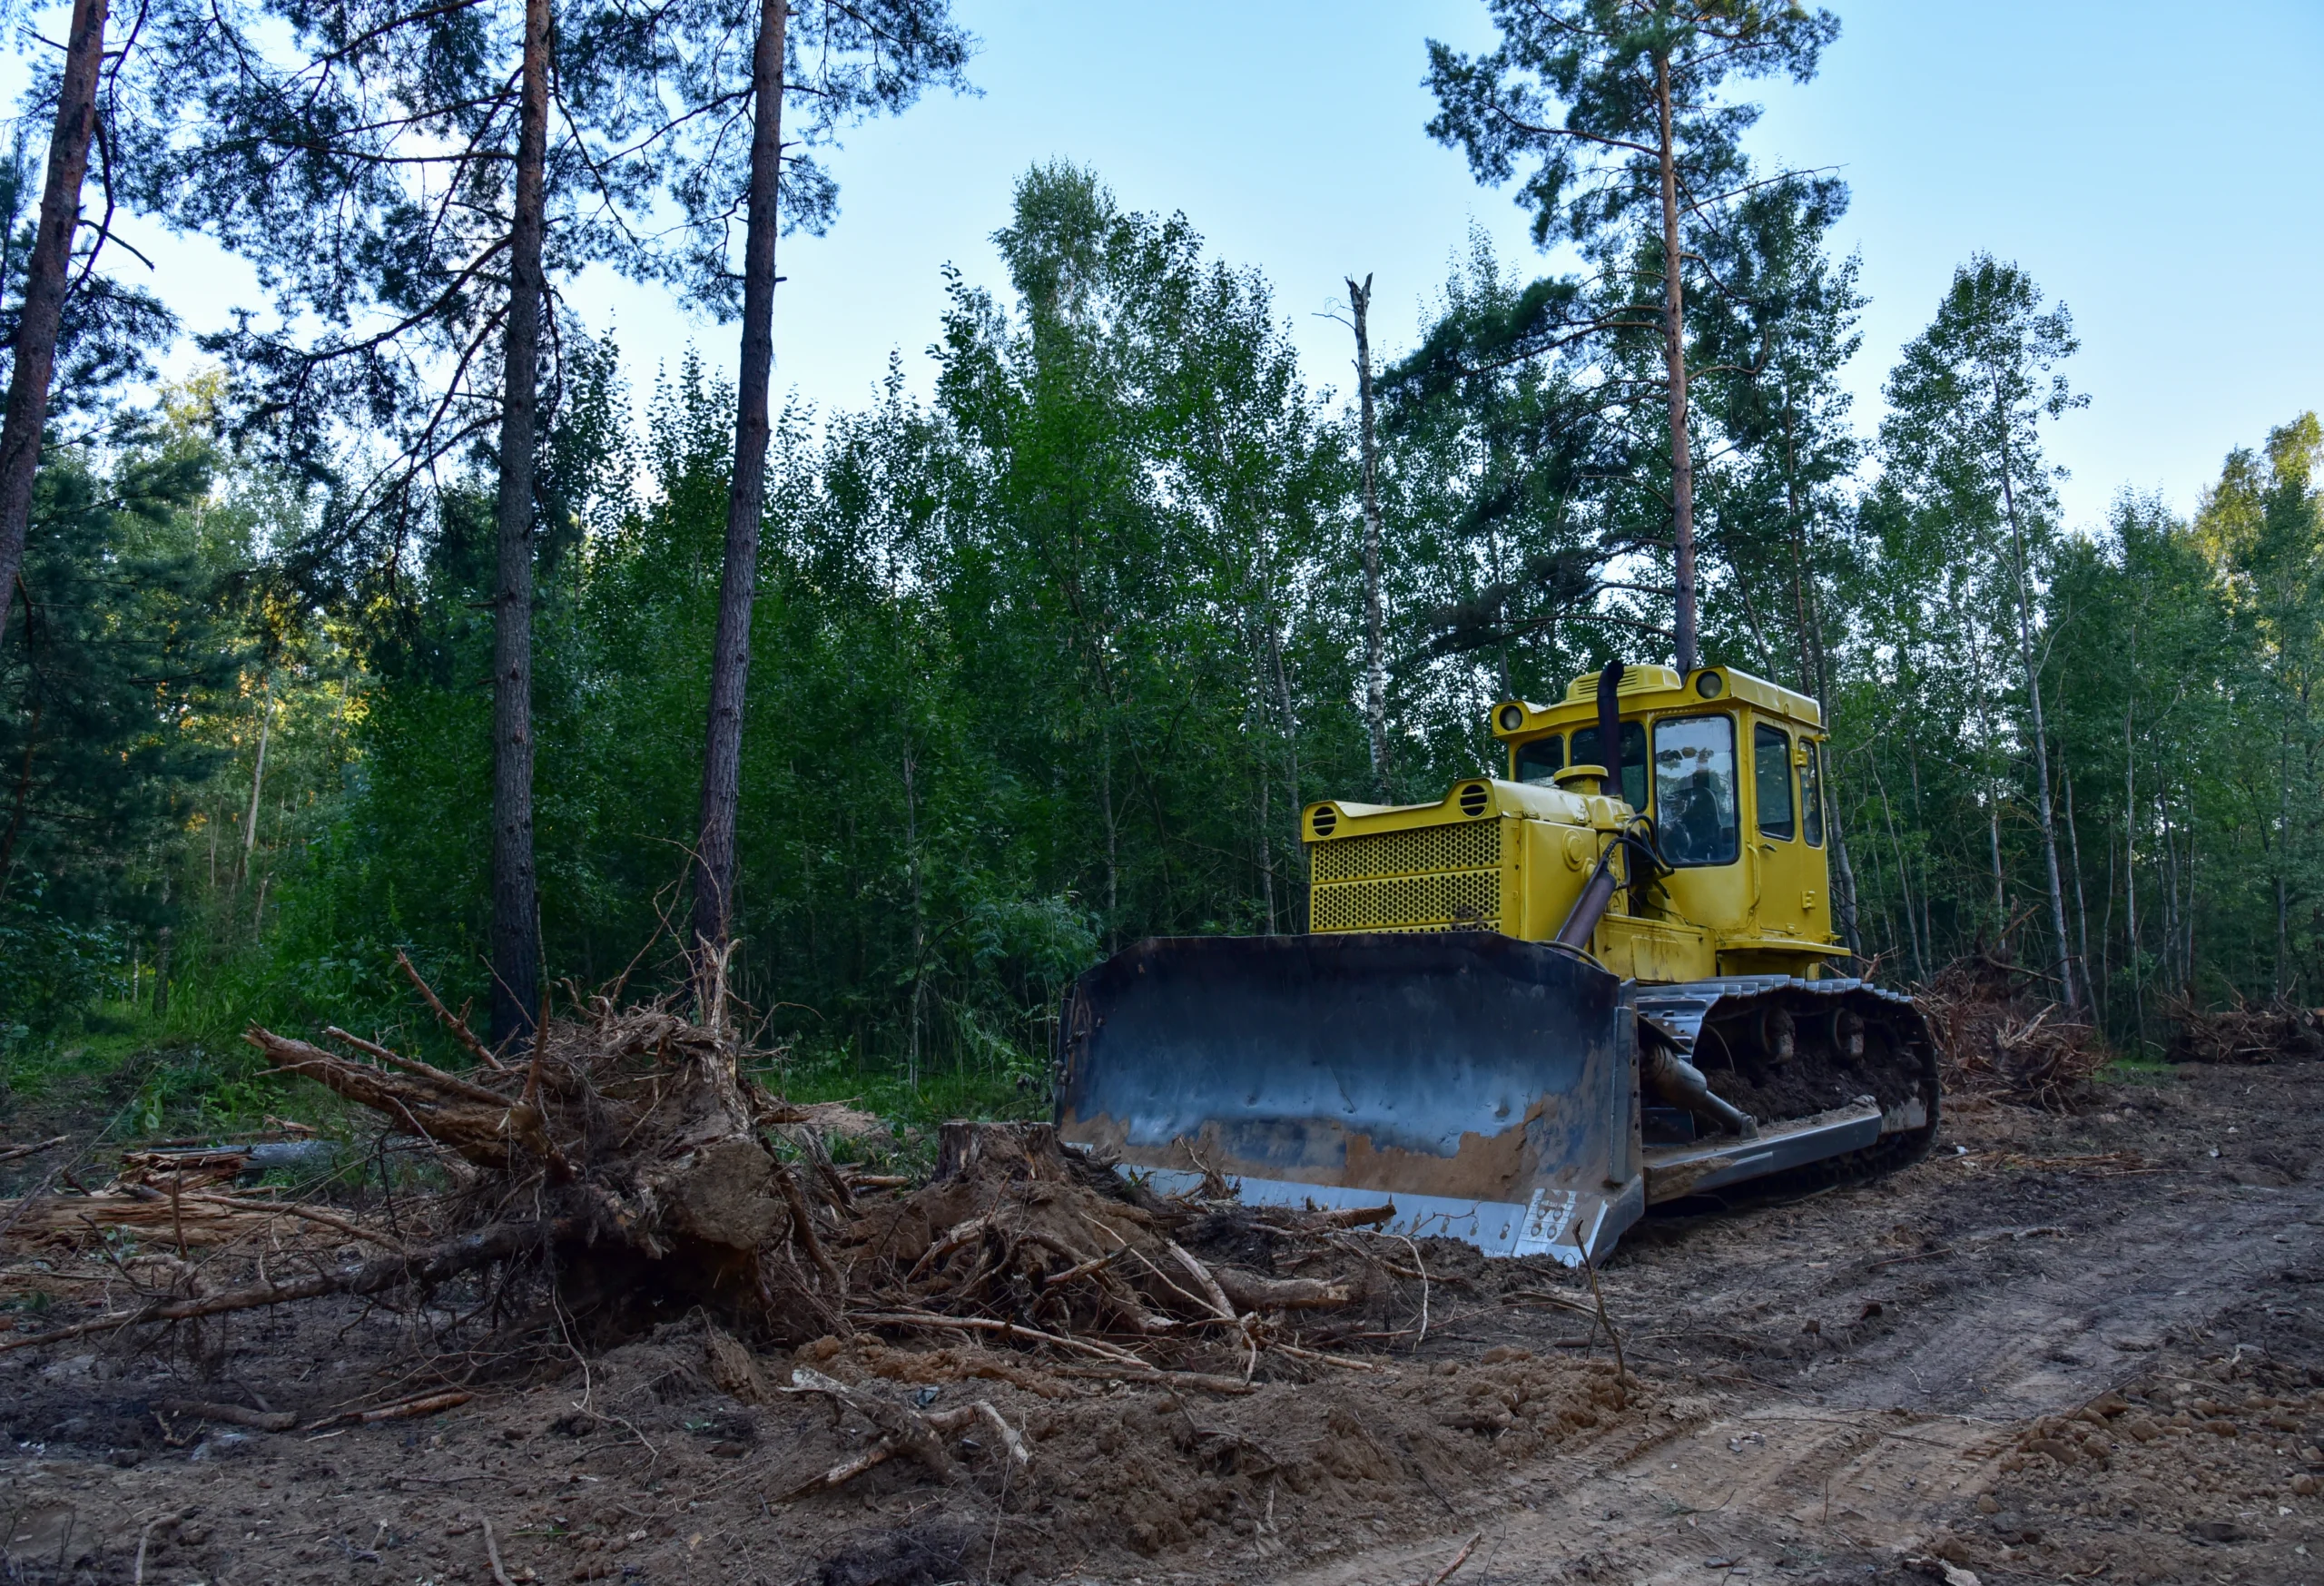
[
  {"x1": 1922, "y1": 953, "x2": 2110, "y2": 1110},
  {"x1": 2163, "y1": 994, "x2": 2324, "y2": 1065},
  {"x1": 0, "y1": 959, "x2": 1443, "y2": 1398}
]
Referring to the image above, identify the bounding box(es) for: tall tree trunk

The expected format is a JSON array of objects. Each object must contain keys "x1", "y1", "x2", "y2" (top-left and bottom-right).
[
  {"x1": 2124, "y1": 683, "x2": 2144, "y2": 1048},
  {"x1": 0, "y1": 0, "x2": 108, "y2": 653},
  {"x1": 488, "y1": 0, "x2": 552, "y2": 1048},
  {"x1": 2063, "y1": 763, "x2": 2091, "y2": 1017},
  {"x1": 689, "y1": 0, "x2": 787, "y2": 1000},
  {"x1": 2277, "y1": 712, "x2": 2292, "y2": 998},
  {"x1": 1988, "y1": 802, "x2": 2005, "y2": 942},
  {"x1": 1653, "y1": 50, "x2": 1699, "y2": 675},
  {"x1": 238, "y1": 669, "x2": 273, "y2": 885},
  {"x1": 1993, "y1": 389, "x2": 2078, "y2": 1013},
  {"x1": 1346, "y1": 273, "x2": 1389, "y2": 799}
]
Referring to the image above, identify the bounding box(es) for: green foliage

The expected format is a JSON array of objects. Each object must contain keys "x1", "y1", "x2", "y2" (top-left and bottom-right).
[
  {"x1": 1423, "y1": 0, "x2": 1837, "y2": 256},
  {"x1": 9, "y1": 151, "x2": 2323, "y2": 1129}
]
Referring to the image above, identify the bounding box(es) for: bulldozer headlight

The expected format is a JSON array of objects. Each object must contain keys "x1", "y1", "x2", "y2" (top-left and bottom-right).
[
  {"x1": 1497, "y1": 704, "x2": 1524, "y2": 732},
  {"x1": 1695, "y1": 671, "x2": 1723, "y2": 697}
]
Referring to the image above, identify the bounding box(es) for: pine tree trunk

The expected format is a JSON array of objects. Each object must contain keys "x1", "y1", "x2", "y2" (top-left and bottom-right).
[
  {"x1": 0, "y1": 0, "x2": 109, "y2": 653},
  {"x1": 1993, "y1": 388, "x2": 2079, "y2": 1013},
  {"x1": 689, "y1": 0, "x2": 787, "y2": 1000},
  {"x1": 489, "y1": 0, "x2": 551, "y2": 1048},
  {"x1": 1653, "y1": 51, "x2": 1698, "y2": 676},
  {"x1": 687, "y1": 0, "x2": 790, "y2": 995},
  {"x1": 1346, "y1": 274, "x2": 1389, "y2": 799}
]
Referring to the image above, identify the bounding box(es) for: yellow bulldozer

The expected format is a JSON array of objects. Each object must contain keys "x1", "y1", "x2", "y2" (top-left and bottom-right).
[{"x1": 1055, "y1": 660, "x2": 1939, "y2": 1264}]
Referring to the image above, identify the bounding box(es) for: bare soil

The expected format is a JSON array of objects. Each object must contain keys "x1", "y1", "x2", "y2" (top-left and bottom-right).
[{"x1": 7, "y1": 1058, "x2": 2324, "y2": 1585}]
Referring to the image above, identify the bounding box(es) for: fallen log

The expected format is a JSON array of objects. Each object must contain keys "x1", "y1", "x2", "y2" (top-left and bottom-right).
[
  {"x1": 0, "y1": 1135, "x2": 70, "y2": 1165},
  {"x1": 0, "y1": 1220, "x2": 552, "y2": 1354},
  {"x1": 310, "y1": 1390, "x2": 475, "y2": 1429},
  {"x1": 152, "y1": 1398, "x2": 298, "y2": 1432},
  {"x1": 0, "y1": 1190, "x2": 276, "y2": 1248},
  {"x1": 1216, "y1": 1266, "x2": 1353, "y2": 1312}
]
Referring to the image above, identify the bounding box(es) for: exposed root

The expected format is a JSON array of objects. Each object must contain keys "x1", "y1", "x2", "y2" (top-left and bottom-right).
[
  {"x1": 1922, "y1": 953, "x2": 2108, "y2": 1109},
  {"x1": 2165, "y1": 992, "x2": 2324, "y2": 1064},
  {"x1": 3, "y1": 969, "x2": 1464, "y2": 1405}
]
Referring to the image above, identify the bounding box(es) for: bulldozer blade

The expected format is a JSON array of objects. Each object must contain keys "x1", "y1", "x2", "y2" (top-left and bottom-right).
[{"x1": 1054, "y1": 931, "x2": 1643, "y2": 1264}]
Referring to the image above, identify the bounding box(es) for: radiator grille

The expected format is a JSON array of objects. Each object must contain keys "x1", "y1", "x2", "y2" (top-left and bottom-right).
[
  {"x1": 1308, "y1": 820, "x2": 1505, "y2": 933},
  {"x1": 1309, "y1": 819, "x2": 1502, "y2": 882}
]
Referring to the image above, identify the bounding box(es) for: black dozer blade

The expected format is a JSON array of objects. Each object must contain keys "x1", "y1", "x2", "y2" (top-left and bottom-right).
[{"x1": 1054, "y1": 931, "x2": 1645, "y2": 1264}]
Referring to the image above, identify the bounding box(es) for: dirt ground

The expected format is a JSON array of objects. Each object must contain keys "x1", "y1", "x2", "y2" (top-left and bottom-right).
[{"x1": 7, "y1": 1057, "x2": 2324, "y2": 1585}]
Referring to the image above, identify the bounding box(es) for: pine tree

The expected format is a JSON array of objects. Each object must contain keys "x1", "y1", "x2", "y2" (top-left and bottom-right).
[
  {"x1": 1425, "y1": 0, "x2": 1837, "y2": 672},
  {"x1": 583, "y1": 0, "x2": 971, "y2": 994}
]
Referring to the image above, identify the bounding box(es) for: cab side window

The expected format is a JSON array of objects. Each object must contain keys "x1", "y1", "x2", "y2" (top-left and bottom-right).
[
  {"x1": 1801, "y1": 738, "x2": 1826, "y2": 846},
  {"x1": 1514, "y1": 734, "x2": 1563, "y2": 785},
  {"x1": 1753, "y1": 724, "x2": 1796, "y2": 841}
]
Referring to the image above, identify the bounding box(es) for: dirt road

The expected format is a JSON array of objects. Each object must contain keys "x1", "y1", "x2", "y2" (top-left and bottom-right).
[
  {"x1": 1285, "y1": 1064, "x2": 2324, "y2": 1586},
  {"x1": 5, "y1": 1060, "x2": 2322, "y2": 1584}
]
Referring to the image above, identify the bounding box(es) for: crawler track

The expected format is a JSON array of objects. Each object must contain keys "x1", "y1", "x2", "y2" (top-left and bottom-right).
[{"x1": 1636, "y1": 974, "x2": 1942, "y2": 1192}]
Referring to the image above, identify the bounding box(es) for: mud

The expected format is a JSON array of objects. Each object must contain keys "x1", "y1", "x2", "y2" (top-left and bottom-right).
[
  {"x1": 1695, "y1": 1018, "x2": 1925, "y2": 1124},
  {"x1": 9, "y1": 1059, "x2": 2324, "y2": 1583}
]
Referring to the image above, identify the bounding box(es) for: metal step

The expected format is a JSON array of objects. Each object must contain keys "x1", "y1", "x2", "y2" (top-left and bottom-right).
[{"x1": 1640, "y1": 1102, "x2": 1884, "y2": 1204}]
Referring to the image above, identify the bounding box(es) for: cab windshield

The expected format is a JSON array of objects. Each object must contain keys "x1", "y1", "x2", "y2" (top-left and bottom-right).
[{"x1": 1653, "y1": 714, "x2": 1739, "y2": 867}]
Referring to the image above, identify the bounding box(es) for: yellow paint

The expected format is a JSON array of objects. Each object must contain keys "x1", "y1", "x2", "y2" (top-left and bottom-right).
[{"x1": 1304, "y1": 665, "x2": 1844, "y2": 984}]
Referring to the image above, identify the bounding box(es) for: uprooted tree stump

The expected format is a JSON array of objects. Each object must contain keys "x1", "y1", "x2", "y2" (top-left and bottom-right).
[
  {"x1": 238, "y1": 996, "x2": 857, "y2": 1341},
  {"x1": 1922, "y1": 953, "x2": 2109, "y2": 1109}
]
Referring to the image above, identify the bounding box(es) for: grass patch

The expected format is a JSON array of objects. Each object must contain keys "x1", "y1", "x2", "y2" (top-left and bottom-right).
[{"x1": 3, "y1": 996, "x2": 315, "y2": 1142}]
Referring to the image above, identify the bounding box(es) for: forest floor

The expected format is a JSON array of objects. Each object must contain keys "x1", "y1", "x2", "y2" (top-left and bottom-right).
[{"x1": 5, "y1": 1055, "x2": 2324, "y2": 1586}]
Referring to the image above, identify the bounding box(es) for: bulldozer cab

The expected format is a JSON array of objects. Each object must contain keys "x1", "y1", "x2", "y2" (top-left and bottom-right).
[{"x1": 1492, "y1": 664, "x2": 1838, "y2": 980}]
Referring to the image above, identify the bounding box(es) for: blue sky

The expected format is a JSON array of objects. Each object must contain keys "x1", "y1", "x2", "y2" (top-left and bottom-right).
[{"x1": 129, "y1": 0, "x2": 2324, "y2": 530}]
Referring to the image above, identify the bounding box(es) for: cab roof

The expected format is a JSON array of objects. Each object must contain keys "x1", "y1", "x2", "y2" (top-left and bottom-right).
[{"x1": 1488, "y1": 665, "x2": 1823, "y2": 742}]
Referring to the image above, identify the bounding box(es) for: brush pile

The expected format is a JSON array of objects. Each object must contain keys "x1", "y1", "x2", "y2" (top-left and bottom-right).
[
  {"x1": 0, "y1": 959, "x2": 1435, "y2": 1404},
  {"x1": 2163, "y1": 995, "x2": 2324, "y2": 1065},
  {"x1": 1921, "y1": 952, "x2": 2110, "y2": 1110}
]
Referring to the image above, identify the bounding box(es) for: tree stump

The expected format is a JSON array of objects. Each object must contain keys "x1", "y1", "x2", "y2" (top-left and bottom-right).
[{"x1": 935, "y1": 1121, "x2": 1068, "y2": 1183}]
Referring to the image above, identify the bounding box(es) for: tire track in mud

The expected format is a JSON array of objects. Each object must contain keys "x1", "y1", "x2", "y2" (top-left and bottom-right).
[
  {"x1": 1834, "y1": 1182, "x2": 2324, "y2": 1421},
  {"x1": 1269, "y1": 1069, "x2": 2324, "y2": 1585}
]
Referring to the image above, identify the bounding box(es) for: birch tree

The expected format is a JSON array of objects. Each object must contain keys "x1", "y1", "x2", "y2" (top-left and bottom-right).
[{"x1": 1877, "y1": 258, "x2": 2087, "y2": 1011}]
